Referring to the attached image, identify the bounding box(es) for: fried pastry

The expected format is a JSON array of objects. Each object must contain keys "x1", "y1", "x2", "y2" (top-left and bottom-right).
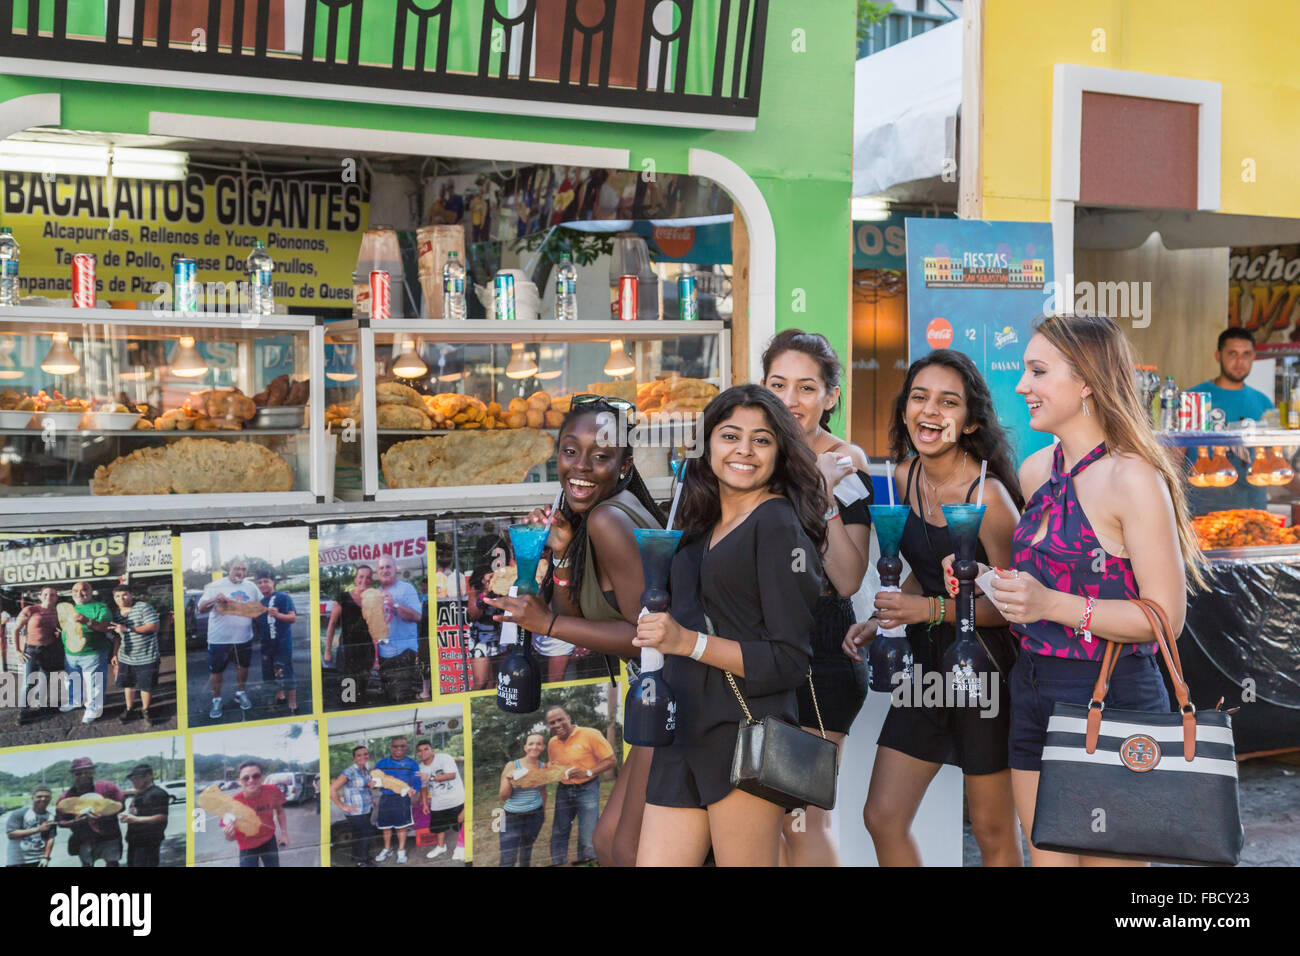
[
  {"x1": 285, "y1": 379, "x2": 310, "y2": 406},
  {"x1": 370, "y1": 770, "x2": 412, "y2": 797},
  {"x1": 376, "y1": 403, "x2": 431, "y2": 429},
  {"x1": 57, "y1": 794, "x2": 123, "y2": 818},
  {"x1": 91, "y1": 439, "x2": 293, "y2": 495},
  {"x1": 375, "y1": 381, "x2": 424, "y2": 408},
  {"x1": 57, "y1": 603, "x2": 87, "y2": 654},
  {"x1": 214, "y1": 598, "x2": 267, "y2": 619},
  {"x1": 196, "y1": 784, "x2": 261, "y2": 836},
  {"x1": 361, "y1": 588, "x2": 388, "y2": 643},
  {"x1": 381, "y1": 428, "x2": 554, "y2": 488}
]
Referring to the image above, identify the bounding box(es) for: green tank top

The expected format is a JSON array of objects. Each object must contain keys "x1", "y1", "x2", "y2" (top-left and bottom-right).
[{"x1": 577, "y1": 495, "x2": 661, "y2": 624}]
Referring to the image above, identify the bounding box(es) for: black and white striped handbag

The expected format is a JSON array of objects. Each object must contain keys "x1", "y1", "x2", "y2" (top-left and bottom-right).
[{"x1": 1031, "y1": 599, "x2": 1244, "y2": 866}]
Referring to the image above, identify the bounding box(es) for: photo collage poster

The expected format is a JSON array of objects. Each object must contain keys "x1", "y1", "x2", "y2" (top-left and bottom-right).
[{"x1": 0, "y1": 514, "x2": 624, "y2": 868}]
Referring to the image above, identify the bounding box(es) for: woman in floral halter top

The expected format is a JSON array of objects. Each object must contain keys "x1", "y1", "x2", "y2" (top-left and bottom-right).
[{"x1": 988, "y1": 313, "x2": 1207, "y2": 868}]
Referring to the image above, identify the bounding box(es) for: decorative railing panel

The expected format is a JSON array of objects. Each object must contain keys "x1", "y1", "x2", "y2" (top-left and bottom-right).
[{"x1": 0, "y1": 0, "x2": 767, "y2": 121}]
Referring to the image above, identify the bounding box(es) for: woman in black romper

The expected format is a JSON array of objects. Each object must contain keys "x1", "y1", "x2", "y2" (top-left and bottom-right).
[
  {"x1": 635, "y1": 385, "x2": 826, "y2": 867},
  {"x1": 323, "y1": 564, "x2": 375, "y2": 709},
  {"x1": 844, "y1": 350, "x2": 1023, "y2": 866},
  {"x1": 761, "y1": 329, "x2": 872, "y2": 866}
]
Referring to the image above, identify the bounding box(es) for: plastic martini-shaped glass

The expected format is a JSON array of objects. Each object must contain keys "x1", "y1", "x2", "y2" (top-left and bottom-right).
[
  {"x1": 940, "y1": 503, "x2": 992, "y2": 703},
  {"x1": 624, "y1": 528, "x2": 682, "y2": 747},
  {"x1": 496, "y1": 522, "x2": 551, "y2": 714},
  {"x1": 867, "y1": 504, "x2": 913, "y2": 692}
]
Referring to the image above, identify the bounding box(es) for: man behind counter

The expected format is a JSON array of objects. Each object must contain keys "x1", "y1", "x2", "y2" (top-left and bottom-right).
[{"x1": 1187, "y1": 328, "x2": 1275, "y2": 515}]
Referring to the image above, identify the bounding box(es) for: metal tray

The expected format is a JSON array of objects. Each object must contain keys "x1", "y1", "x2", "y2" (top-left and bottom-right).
[{"x1": 249, "y1": 405, "x2": 308, "y2": 429}]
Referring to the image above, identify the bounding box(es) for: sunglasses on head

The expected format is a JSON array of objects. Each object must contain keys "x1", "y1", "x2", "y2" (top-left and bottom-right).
[{"x1": 570, "y1": 393, "x2": 636, "y2": 416}]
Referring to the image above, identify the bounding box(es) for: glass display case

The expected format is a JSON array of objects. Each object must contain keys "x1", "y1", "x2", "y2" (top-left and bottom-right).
[
  {"x1": 0, "y1": 307, "x2": 326, "y2": 515},
  {"x1": 1161, "y1": 426, "x2": 1300, "y2": 558},
  {"x1": 325, "y1": 318, "x2": 730, "y2": 508}
]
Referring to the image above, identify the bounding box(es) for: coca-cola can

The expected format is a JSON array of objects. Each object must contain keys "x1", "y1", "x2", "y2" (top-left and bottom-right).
[
  {"x1": 1179, "y1": 391, "x2": 1205, "y2": 432},
  {"x1": 1196, "y1": 392, "x2": 1213, "y2": 430},
  {"x1": 72, "y1": 253, "x2": 96, "y2": 308},
  {"x1": 370, "y1": 270, "x2": 390, "y2": 321},
  {"x1": 618, "y1": 275, "x2": 637, "y2": 321}
]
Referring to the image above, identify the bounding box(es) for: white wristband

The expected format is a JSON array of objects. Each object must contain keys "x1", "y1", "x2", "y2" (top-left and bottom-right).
[{"x1": 689, "y1": 632, "x2": 709, "y2": 661}]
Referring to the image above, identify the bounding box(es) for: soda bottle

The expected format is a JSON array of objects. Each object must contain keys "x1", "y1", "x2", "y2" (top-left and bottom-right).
[
  {"x1": 442, "y1": 251, "x2": 466, "y2": 320},
  {"x1": 1159, "y1": 376, "x2": 1180, "y2": 432},
  {"x1": 0, "y1": 227, "x2": 20, "y2": 307},
  {"x1": 554, "y1": 256, "x2": 577, "y2": 321},
  {"x1": 246, "y1": 240, "x2": 274, "y2": 315}
]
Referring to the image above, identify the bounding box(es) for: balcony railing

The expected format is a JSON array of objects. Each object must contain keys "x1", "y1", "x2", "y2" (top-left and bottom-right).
[
  {"x1": 857, "y1": 5, "x2": 954, "y2": 58},
  {"x1": 0, "y1": 0, "x2": 767, "y2": 125}
]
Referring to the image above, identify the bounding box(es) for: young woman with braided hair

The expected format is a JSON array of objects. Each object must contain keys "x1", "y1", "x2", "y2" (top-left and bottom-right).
[{"x1": 484, "y1": 395, "x2": 664, "y2": 867}]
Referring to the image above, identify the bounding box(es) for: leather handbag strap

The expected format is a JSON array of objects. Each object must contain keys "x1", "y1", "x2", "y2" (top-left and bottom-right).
[
  {"x1": 1084, "y1": 599, "x2": 1196, "y2": 761},
  {"x1": 725, "y1": 670, "x2": 827, "y2": 739}
]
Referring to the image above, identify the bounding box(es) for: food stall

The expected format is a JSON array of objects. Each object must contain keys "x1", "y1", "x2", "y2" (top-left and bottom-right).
[
  {"x1": 0, "y1": 1, "x2": 867, "y2": 867},
  {"x1": 940, "y1": 0, "x2": 1300, "y2": 755}
]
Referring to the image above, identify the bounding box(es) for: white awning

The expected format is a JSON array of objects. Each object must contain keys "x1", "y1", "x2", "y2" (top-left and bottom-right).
[{"x1": 853, "y1": 19, "x2": 962, "y2": 199}]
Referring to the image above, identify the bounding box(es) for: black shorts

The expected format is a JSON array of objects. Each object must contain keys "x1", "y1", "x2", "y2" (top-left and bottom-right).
[
  {"x1": 427, "y1": 803, "x2": 463, "y2": 833},
  {"x1": 117, "y1": 661, "x2": 159, "y2": 692},
  {"x1": 1009, "y1": 651, "x2": 1169, "y2": 772},
  {"x1": 208, "y1": 643, "x2": 252, "y2": 673},
  {"x1": 796, "y1": 595, "x2": 867, "y2": 734},
  {"x1": 876, "y1": 625, "x2": 1011, "y2": 776}
]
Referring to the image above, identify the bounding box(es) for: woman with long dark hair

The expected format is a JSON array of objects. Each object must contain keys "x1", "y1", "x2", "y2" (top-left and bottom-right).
[
  {"x1": 483, "y1": 395, "x2": 663, "y2": 867},
  {"x1": 322, "y1": 565, "x2": 375, "y2": 709},
  {"x1": 988, "y1": 314, "x2": 1206, "y2": 867},
  {"x1": 635, "y1": 385, "x2": 825, "y2": 866},
  {"x1": 759, "y1": 329, "x2": 872, "y2": 866},
  {"x1": 843, "y1": 349, "x2": 1024, "y2": 866}
]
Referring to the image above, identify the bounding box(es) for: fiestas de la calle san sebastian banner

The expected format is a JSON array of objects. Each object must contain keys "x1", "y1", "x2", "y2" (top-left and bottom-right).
[{"x1": 0, "y1": 169, "x2": 367, "y2": 308}]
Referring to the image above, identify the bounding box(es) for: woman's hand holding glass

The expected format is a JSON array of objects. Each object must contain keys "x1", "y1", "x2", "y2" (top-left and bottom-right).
[
  {"x1": 524, "y1": 505, "x2": 573, "y2": 555},
  {"x1": 482, "y1": 593, "x2": 552, "y2": 633},
  {"x1": 873, "y1": 590, "x2": 932, "y2": 630},
  {"x1": 634, "y1": 612, "x2": 695, "y2": 657}
]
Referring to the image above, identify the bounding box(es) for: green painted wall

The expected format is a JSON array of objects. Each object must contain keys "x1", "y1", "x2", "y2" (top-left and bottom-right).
[{"x1": 0, "y1": 2, "x2": 854, "y2": 413}]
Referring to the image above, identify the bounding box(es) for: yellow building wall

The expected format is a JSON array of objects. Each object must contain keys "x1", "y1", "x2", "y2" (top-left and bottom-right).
[{"x1": 980, "y1": 0, "x2": 1300, "y2": 221}]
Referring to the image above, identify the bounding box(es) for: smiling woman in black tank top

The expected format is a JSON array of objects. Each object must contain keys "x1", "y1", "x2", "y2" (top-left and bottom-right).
[
  {"x1": 761, "y1": 330, "x2": 872, "y2": 867},
  {"x1": 483, "y1": 397, "x2": 663, "y2": 868},
  {"x1": 844, "y1": 350, "x2": 1025, "y2": 867}
]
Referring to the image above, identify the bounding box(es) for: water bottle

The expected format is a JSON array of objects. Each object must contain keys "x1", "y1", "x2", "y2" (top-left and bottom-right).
[
  {"x1": 554, "y1": 256, "x2": 577, "y2": 321},
  {"x1": 1159, "y1": 376, "x2": 1180, "y2": 432},
  {"x1": 0, "y1": 227, "x2": 20, "y2": 307},
  {"x1": 442, "y1": 251, "x2": 466, "y2": 320},
  {"x1": 246, "y1": 240, "x2": 273, "y2": 315}
]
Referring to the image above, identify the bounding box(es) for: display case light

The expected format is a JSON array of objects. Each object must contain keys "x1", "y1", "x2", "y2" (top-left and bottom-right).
[
  {"x1": 0, "y1": 369, "x2": 25, "y2": 380},
  {"x1": 325, "y1": 370, "x2": 358, "y2": 383},
  {"x1": 603, "y1": 339, "x2": 635, "y2": 378},
  {"x1": 40, "y1": 332, "x2": 80, "y2": 375},
  {"x1": 505, "y1": 343, "x2": 538, "y2": 380},
  {"x1": 171, "y1": 336, "x2": 208, "y2": 378},
  {"x1": 392, "y1": 340, "x2": 429, "y2": 379}
]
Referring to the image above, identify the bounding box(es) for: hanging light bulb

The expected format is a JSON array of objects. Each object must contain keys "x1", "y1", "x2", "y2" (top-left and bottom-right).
[
  {"x1": 325, "y1": 370, "x2": 358, "y2": 383},
  {"x1": 603, "y1": 338, "x2": 634, "y2": 378},
  {"x1": 392, "y1": 339, "x2": 429, "y2": 379},
  {"x1": 505, "y1": 343, "x2": 538, "y2": 380},
  {"x1": 0, "y1": 369, "x2": 24, "y2": 380},
  {"x1": 40, "y1": 332, "x2": 80, "y2": 375},
  {"x1": 535, "y1": 367, "x2": 563, "y2": 381},
  {"x1": 170, "y1": 336, "x2": 208, "y2": 378}
]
